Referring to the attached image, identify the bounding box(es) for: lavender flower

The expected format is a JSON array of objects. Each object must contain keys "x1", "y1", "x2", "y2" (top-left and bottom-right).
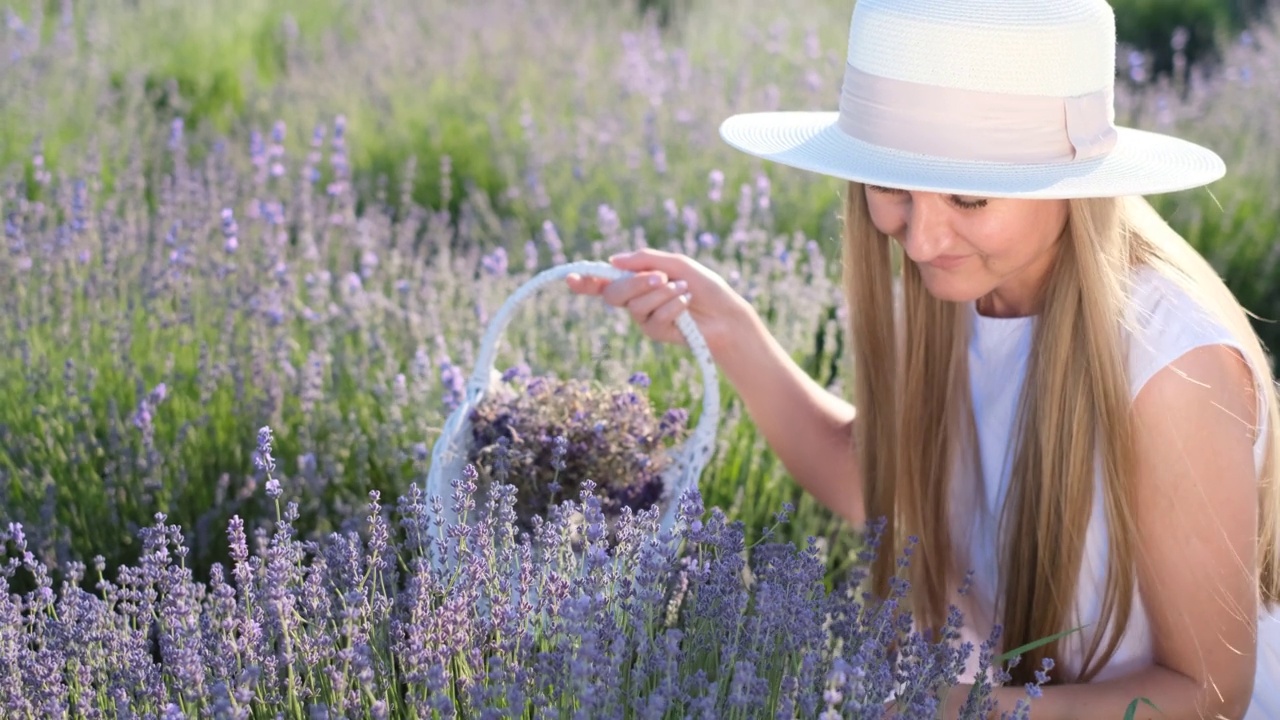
[
  {"x1": 481, "y1": 247, "x2": 508, "y2": 276},
  {"x1": 439, "y1": 359, "x2": 466, "y2": 411},
  {"x1": 0, "y1": 438, "x2": 1042, "y2": 718},
  {"x1": 708, "y1": 169, "x2": 725, "y2": 203},
  {"x1": 220, "y1": 208, "x2": 239, "y2": 253},
  {"x1": 255, "y1": 426, "x2": 277, "y2": 476},
  {"x1": 466, "y1": 373, "x2": 688, "y2": 534},
  {"x1": 550, "y1": 434, "x2": 568, "y2": 472}
]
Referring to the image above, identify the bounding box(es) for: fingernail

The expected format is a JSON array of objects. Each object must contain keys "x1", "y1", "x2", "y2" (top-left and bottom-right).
[
  {"x1": 610, "y1": 251, "x2": 634, "y2": 261},
  {"x1": 673, "y1": 280, "x2": 688, "y2": 293},
  {"x1": 649, "y1": 275, "x2": 662, "y2": 287}
]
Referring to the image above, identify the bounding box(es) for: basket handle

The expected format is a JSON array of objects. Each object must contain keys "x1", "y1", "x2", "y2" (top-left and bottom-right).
[{"x1": 460, "y1": 260, "x2": 720, "y2": 503}]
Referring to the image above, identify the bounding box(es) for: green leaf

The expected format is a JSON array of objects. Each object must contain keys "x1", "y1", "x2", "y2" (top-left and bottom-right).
[
  {"x1": 1123, "y1": 696, "x2": 1161, "y2": 720},
  {"x1": 994, "y1": 624, "x2": 1087, "y2": 664}
]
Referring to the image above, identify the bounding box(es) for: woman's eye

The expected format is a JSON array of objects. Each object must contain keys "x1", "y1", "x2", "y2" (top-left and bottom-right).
[
  {"x1": 867, "y1": 185, "x2": 988, "y2": 209},
  {"x1": 951, "y1": 197, "x2": 989, "y2": 209},
  {"x1": 867, "y1": 184, "x2": 907, "y2": 197}
]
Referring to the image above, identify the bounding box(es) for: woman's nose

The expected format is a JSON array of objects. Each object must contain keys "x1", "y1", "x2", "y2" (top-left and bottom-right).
[{"x1": 900, "y1": 195, "x2": 953, "y2": 263}]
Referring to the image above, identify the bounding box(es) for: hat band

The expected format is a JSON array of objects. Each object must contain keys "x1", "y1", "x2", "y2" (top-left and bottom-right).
[{"x1": 837, "y1": 64, "x2": 1118, "y2": 164}]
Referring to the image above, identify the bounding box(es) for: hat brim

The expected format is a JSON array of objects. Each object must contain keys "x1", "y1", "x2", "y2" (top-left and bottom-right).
[{"x1": 719, "y1": 112, "x2": 1225, "y2": 199}]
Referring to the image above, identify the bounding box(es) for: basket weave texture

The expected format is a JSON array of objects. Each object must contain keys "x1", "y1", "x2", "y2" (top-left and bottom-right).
[{"x1": 425, "y1": 261, "x2": 721, "y2": 542}]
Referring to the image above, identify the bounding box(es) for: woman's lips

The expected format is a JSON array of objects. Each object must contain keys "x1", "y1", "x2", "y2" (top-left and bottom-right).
[{"x1": 926, "y1": 255, "x2": 969, "y2": 270}]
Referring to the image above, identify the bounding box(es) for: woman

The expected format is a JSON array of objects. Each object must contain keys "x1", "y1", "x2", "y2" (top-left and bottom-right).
[{"x1": 569, "y1": 0, "x2": 1279, "y2": 717}]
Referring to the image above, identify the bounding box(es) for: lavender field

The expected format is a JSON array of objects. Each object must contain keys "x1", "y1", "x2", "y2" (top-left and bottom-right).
[{"x1": 0, "y1": 0, "x2": 1278, "y2": 716}]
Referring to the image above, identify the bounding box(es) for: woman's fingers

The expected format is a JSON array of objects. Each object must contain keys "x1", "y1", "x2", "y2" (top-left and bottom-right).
[
  {"x1": 625, "y1": 279, "x2": 688, "y2": 324},
  {"x1": 569, "y1": 249, "x2": 704, "y2": 300},
  {"x1": 610, "y1": 248, "x2": 731, "y2": 300},
  {"x1": 608, "y1": 248, "x2": 686, "y2": 273},
  {"x1": 608, "y1": 249, "x2": 698, "y2": 286},
  {"x1": 564, "y1": 250, "x2": 730, "y2": 348},
  {"x1": 565, "y1": 273, "x2": 608, "y2": 296},
  {"x1": 644, "y1": 290, "x2": 692, "y2": 341},
  {"x1": 566, "y1": 270, "x2": 670, "y2": 307},
  {"x1": 600, "y1": 271, "x2": 668, "y2": 308}
]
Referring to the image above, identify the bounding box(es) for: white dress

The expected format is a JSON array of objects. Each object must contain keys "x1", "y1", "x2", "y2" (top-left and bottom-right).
[{"x1": 947, "y1": 264, "x2": 1280, "y2": 716}]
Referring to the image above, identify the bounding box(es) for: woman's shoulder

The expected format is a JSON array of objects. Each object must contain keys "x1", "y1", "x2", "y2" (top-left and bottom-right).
[{"x1": 1122, "y1": 264, "x2": 1243, "y2": 400}]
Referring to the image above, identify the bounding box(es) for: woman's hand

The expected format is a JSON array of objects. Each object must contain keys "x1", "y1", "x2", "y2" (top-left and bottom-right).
[{"x1": 565, "y1": 248, "x2": 751, "y2": 358}]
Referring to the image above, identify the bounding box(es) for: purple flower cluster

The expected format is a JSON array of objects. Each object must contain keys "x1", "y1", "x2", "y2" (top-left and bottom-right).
[
  {"x1": 0, "y1": 428, "x2": 1047, "y2": 719},
  {"x1": 467, "y1": 369, "x2": 689, "y2": 536}
]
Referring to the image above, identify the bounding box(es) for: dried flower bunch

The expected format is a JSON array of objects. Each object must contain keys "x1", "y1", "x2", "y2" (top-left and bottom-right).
[
  {"x1": 0, "y1": 427, "x2": 1047, "y2": 718},
  {"x1": 467, "y1": 366, "x2": 690, "y2": 535}
]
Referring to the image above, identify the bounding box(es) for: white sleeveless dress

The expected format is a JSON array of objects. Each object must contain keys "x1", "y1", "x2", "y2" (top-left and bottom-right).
[{"x1": 947, "y1": 264, "x2": 1280, "y2": 715}]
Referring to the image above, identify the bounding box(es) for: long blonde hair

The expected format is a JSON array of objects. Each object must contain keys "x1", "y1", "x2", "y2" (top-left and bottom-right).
[{"x1": 843, "y1": 181, "x2": 1280, "y2": 684}]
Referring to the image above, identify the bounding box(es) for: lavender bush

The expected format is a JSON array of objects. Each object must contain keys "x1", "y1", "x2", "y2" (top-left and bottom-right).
[
  {"x1": 0, "y1": 427, "x2": 1049, "y2": 719},
  {"x1": 467, "y1": 369, "x2": 689, "y2": 535}
]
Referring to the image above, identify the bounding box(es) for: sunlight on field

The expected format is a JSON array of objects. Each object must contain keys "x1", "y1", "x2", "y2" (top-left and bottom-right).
[{"x1": 0, "y1": 0, "x2": 1277, "y2": 715}]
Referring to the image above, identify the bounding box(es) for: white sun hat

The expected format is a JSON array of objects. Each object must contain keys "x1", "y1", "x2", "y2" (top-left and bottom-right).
[{"x1": 718, "y1": 0, "x2": 1226, "y2": 199}]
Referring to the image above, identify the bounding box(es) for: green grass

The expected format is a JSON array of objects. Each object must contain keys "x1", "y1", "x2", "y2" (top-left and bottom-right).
[{"x1": 0, "y1": 0, "x2": 352, "y2": 179}]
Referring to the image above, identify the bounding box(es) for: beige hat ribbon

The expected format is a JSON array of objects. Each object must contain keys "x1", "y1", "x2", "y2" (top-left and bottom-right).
[{"x1": 836, "y1": 64, "x2": 1118, "y2": 164}]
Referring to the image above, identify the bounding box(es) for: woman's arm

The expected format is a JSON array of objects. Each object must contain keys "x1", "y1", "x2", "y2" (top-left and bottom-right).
[
  {"x1": 711, "y1": 294, "x2": 863, "y2": 526},
  {"x1": 567, "y1": 248, "x2": 864, "y2": 526},
  {"x1": 945, "y1": 342, "x2": 1261, "y2": 720}
]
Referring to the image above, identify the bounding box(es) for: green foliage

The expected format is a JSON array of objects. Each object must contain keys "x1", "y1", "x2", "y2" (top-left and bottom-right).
[
  {"x1": 1154, "y1": 181, "x2": 1280, "y2": 359},
  {"x1": 1124, "y1": 697, "x2": 1162, "y2": 720},
  {"x1": 1109, "y1": 0, "x2": 1275, "y2": 78},
  {"x1": 636, "y1": 0, "x2": 690, "y2": 28},
  {"x1": 1112, "y1": 0, "x2": 1234, "y2": 73},
  {"x1": 0, "y1": 0, "x2": 352, "y2": 175}
]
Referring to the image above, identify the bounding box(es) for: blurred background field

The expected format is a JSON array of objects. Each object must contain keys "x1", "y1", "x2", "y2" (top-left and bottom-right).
[{"x1": 1, "y1": 0, "x2": 1278, "y2": 589}]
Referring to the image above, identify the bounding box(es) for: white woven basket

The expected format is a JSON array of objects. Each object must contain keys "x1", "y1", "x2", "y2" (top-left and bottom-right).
[{"x1": 425, "y1": 260, "x2": 721, "y2": 550}]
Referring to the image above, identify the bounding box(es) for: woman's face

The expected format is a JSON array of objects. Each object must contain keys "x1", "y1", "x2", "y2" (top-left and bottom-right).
[{"x1": 863, "y1": 185, "x2": 1070, "y2": 317}]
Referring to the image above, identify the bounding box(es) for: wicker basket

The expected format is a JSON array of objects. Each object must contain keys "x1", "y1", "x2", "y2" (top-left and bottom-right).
[{"x1": 424, "y1": 260, "x2": 721, "y2": 553}]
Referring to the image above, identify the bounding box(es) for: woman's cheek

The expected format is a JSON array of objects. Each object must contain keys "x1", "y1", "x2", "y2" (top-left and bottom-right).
[{"x1": 865, "y1": 202, "x2": 904, "y2": 237}]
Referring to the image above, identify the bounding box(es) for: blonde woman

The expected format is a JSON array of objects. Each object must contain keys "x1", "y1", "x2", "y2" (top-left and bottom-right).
[{"x1": 569, "y1": 0, "x2": 1278, "y2": 717}]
